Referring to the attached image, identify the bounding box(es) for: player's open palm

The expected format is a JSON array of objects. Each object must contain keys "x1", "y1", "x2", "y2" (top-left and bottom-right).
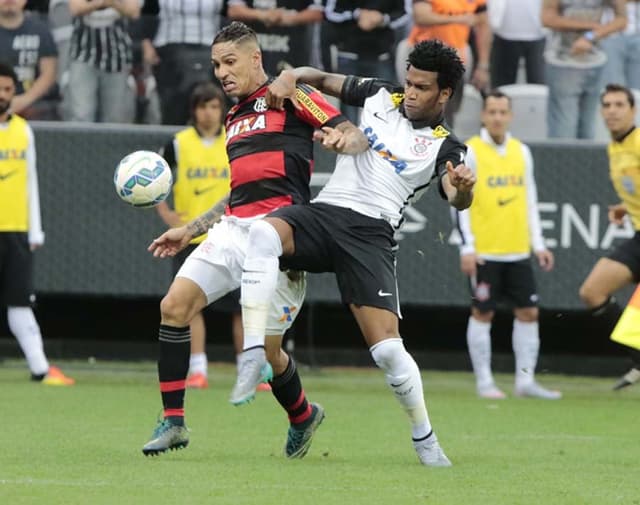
[{"x1": 148, "y1": 226, "x2": 192, "y2": 258}]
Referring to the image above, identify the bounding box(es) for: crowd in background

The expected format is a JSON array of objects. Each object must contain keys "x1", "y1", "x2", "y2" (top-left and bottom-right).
[{"x1": 1, "y1": 0, "x2": 639, "y2": 139}]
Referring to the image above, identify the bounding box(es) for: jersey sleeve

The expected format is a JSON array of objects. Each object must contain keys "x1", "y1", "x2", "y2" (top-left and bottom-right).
[
  {"x1": 436, "y1": 135, "x2": 467, "y2": 200},
  {"x1": 36, "y1": 20, "x2": 58, "y2": 58},
  {"x1": 340, "y1": 75, "x2": 402, "y2": 107},
  {"x1": 292, "y1": 83, "x2": 347, "y2": 128}
]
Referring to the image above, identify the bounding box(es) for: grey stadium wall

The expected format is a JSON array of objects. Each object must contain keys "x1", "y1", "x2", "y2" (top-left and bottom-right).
[{"x1": 31, "y1": 122, "x2": 633, "y2": 310}]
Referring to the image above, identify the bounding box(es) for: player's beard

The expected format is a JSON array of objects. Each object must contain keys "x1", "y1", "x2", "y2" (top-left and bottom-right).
[{"x1": 0, "y1": 99, "x2": 10, "y2": 116}]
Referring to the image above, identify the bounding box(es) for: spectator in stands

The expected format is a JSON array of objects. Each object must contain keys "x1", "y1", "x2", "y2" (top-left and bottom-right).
[
  {"x1": 0, "y1": 62, "x2": 74, "y2": 386},
  {"x1": 324, "y1": 0, "x2": 410, "y2": 124},
  {"x1": 454, "y1": 89, "x2": 560, "y2": 400},
  {"x1": 488, "y1": 0, "x2": 546, "y2": 87},
  {"x1": 407, "y1": 0, "x2": 491, "y2": 127},
  {"x1": 65, "y1": 0, "x2": 140, "y2": 123},
  {"x1": 226, "y1": 0, "x2": 323, "y2": 77},
  {"x1": 141, "y1": 0, "x2": 225, "y2": 125},
  {"x1": 542, "y1": 0, "x2": 627, "y2": 139},
  {"x1": 580, "y1": 83, "x2": 640, "y2": 390},
  {"x1": 600, "y1": 0, "x2": 640, "y2": 90},
  {"x1": 0, "y1": 0, "x2": 60, "y2": 120},
  {"x1": 156, "y1": 82, "x2": 254, "y2": 390}
]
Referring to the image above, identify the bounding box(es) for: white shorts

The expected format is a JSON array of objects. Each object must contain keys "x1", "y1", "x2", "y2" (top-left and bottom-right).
[{"x1": 176, "y1": 216, "x2": 306, "y2": 335}]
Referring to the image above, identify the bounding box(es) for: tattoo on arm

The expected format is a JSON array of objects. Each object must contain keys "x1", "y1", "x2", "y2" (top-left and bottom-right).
[
  {"x1": 335, "y1": 121, "x2": 368, "y2": 154},
  {"x1": 186, "y1": 193, "x2": 230, "y2": 237}
]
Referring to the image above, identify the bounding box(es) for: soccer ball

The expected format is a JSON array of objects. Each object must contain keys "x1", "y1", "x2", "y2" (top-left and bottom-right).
[{"x1": 114, "y1": 150, "x2": 172, "y2": 208}]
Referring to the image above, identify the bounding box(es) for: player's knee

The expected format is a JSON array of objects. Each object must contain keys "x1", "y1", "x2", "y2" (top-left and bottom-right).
[
  {"x1": 160, "y1": 292, "x2": 193, "y2": 326},
  {"x1": 370, "y1": 337, "x2": 406, "y2": 371},
  {"x1": 514, "y1": 307, "x2": 538, "y2": 322},
  {"x1": 246, "y1": 220, "x2": 283, "y2": 260},
  {"x1": 578, "y1": 282, "x2": 603, "y2": 308},
  {"x1": 471, "y1": 307, "x2": 494, "y2": 322}
]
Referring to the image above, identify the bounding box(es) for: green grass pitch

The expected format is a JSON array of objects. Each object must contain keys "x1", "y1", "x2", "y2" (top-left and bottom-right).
[{"x1": 0, "y1": 360, "x2": 637, "y2": 505}]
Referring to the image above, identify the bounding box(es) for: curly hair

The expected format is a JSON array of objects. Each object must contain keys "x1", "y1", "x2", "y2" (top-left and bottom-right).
[
  {"x1": 212, "y1": 21, "x2": 258, "y2": 47},
  {"x1": 407, "y1": 40, "x2": 465, "y2": 96}
]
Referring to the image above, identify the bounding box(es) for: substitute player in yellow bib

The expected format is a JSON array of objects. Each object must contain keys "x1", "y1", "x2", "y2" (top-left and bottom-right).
[
  {"x1": 580, "y1": 83, "x2": 640, "y2": 390},
  {"x1": 454, "y1": 90, "x2": 560, "y2": 400},
  {"x1": 155, "y1": 82, "x2": 250, "y2": 390},
  {"x1": 0, "y1": 62, "x2": 73, "y2": 385}
]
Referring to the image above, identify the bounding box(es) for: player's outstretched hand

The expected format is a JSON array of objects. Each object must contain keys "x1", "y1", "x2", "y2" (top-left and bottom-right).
[
  {"x1": 266, "y1": 71, "x2": 300, "y2": 111},
  {"x1": 446, "y1": 160, "x2": 476, "y2": 192},
  {"x1": 148, "y1": 226, "x2": 193, "y2": 258}
]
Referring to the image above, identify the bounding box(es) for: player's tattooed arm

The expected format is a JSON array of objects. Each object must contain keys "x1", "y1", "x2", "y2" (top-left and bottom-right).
[
  {"x1": 186, "y1": 193, "x2": 230, "y2": 238},
  {"x1": 314, "y1": 121, "x2": 368, "y2": 155}
]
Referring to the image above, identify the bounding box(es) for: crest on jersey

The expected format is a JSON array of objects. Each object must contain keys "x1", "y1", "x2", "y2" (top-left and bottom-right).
[
  {"x1": 410, "y1": 137, "x2": 432, "y2": 157},
  {"x1": 622, "y1": 175, "x2": 636, "y2": 195},
  {"x1": 390, "y1": 92, "x2": 404, "y2": 108},
  {"x1": 432, "y1": 125, "x2": 450, "y2": 138},
  {"x1": 253, "y1": 97, "x2": 268, "y2": 113}
]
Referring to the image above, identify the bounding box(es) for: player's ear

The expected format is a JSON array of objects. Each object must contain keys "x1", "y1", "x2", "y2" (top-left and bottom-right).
[{"x1": 441, "y1": 88, "x2": 452, "y2": 104}]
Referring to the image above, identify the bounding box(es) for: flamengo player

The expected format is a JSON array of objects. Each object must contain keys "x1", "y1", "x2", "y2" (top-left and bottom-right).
[{"x1": 141, "y1": 22, "x2": 365, "y2": 456}]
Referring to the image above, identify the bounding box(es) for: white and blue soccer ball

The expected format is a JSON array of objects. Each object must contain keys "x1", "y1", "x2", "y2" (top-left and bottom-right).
[{"x1": 114, "y1": 150, "x2": 172, "y2": 208}]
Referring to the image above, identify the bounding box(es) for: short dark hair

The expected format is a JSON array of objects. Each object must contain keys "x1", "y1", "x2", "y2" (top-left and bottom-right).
[
  {"x1": 0, "y1": 61, "x2": 18, "y2": 86},
  {"x1": 407, "y1": 39, "x2": 465, "y2": 96},
  {"x1": 482, "y1": 89, "x2": 512, "y2": 109},
  {"x1": 600, "y1": 83, "x2": 635, "y2": 107},
  {"x1": 212, "y1": 21, "x2": 259, "y2": 47},
  {"x1": 190, "y1": 81, "x2": 226, "y2": 120}
]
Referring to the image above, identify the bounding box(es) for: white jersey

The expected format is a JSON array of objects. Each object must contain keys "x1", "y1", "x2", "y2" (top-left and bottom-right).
[{"x1": 315, "y1": 79, "x2": 466, "y2": 228}]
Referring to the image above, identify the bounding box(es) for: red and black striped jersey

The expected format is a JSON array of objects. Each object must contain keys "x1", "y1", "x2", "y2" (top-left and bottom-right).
[{"x1": 224, "y1": 81, "x2": 346, "y2": 218}]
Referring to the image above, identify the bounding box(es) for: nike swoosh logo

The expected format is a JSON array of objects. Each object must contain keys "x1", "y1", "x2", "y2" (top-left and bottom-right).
[
  {"x1": 377, "y1": 289, "x2": 393, "y2": 297},
  {"x1": 497, "y1": 196, "x2": 517, "y2": 206},
  {"x1": 390, "y1": 378, "x2": 409, "y2": 388},
  {"x1": 0, "y1": 170, "x2": 17, "y2": 180},
  {"x1": 194, "y1": 186, "x2": 215, "y2": 196},
  {"x1": 373, "y1": 111, "x2": 387, "y2": 123}
]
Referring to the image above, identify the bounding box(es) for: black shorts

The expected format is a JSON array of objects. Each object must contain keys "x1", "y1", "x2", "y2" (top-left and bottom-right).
[
  {"x1": 270, "y1": 202, "x2": 400, "y2": 315},
  {"x1": 174, "y1": 243, "x2": 240, "y2": 313},
  {"x1": 608, "y1": 232, "x2": 640, "y2": 282},
  {"x1": 0, "y1": 232, "x2": 34, "y2": 306},
  {"x1": 470, "y1": 259, "x2": 538, "y2": 312}
]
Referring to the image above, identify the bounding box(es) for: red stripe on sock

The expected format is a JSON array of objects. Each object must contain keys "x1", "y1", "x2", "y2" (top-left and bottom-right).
[
  {"x1": 289, "y1": 404, "x2": 312, "y2": 424},
  {"x1": 160, "y1": 380, "x2": 186, "y2": 392},
  {"x1": 288, "y1": 390, "x2": 306, "y2": 411},
  {"x1": 164, "y1": 408, "x2": 184, "y2": 417}
]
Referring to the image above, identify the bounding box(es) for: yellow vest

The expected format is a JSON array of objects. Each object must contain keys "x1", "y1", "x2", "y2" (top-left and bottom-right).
[
  {"x1": 172, "y1": 126, "x2": 230, "y2": 244},
  {"x1": 608, "y1": 127, "x2": 640, "y2": 230},
  {"x1": 467, "y1": 135, "x2": 530, "y2": 255},
  {"x1": 0, "y1": 115, "x2": 30, "y2": 232}
]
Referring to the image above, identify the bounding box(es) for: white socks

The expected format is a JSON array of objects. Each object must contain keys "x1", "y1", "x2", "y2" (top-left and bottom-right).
[
  {"x1": 370, "y1": 338, "x2": 432, "y2": 440},
  {"x1": 241, "y1": 220, "x2": 282, "y2": 350},
  {"x1": 513, "y1": 319, "x2": 539, "y2": 388},
  {"x1": 7, "y1": 306, "x2": 49, "y2": 376},
  {"x1": 466, "y1": 317, "x2": 494, "y2": 390},
  {"x1": 189, "y1": 352, "x2": 207, "y2": 376}
]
